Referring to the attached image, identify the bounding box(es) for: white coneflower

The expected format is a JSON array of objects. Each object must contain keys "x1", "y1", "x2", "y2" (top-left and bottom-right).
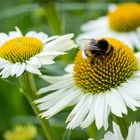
[
  {"x1": 36, "y1": 38, "x2": 140, "y2": 130},
  {"x1": 0, "y1": 27, "x2": 76, "y2": 78},
  {"x1": 77, "y1": 3, "x2": 140, "y2": 50},
  {"x1": 98, "y1": 122, "x2": 140, "y2": 140}
]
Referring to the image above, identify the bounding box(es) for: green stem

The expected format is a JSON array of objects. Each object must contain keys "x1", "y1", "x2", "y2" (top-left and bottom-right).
[
  {"x1": 113, "y1": 115, "x2": 129, "y2": 139},
  {"x1": 43, "y1": 2, "x2": 63, "y2": 35},
  {"x1": 19, "y1": 72, "x2": 56, "y2": 140}
]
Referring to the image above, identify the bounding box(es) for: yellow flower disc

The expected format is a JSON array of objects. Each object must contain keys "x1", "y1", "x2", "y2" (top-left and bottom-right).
[
  {"x1": 108, "y1": 3, "x2": 140, "y2": 32},
  {"x1": 4, "y1": 124, "x2": 37, "y2": 140},
  {"x1": 74, "y1": 38, "x2": 138, "y2": 94},
  {"x1": 0, "y1": 37, "x2": 43, "y2": 63}
]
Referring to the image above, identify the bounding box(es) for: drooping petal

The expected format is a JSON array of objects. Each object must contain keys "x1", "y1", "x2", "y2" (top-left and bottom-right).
[
  {"x1": 37, "y1": 77, "x2": 74, "y2": 94},
  {"x1": 26, "y1": 64, "x2": 41, "y2": 75},
  {"x1": 40, "y1": 88, "x2": 82, "y2": 118},
  {"x1": 44, "y1": 34, "x2": 77, "y2": 51}
]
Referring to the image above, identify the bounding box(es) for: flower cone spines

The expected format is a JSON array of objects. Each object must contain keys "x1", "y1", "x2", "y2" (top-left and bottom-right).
[{"x1": 74, "y1": 38, "x2": 138, "y2": 94}]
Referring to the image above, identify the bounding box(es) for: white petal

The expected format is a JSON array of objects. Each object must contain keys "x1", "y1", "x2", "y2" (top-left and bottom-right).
[
  {"x1": 16, "y1": 63, "x2": 26, "y2": 77},
  {"x1": 103, "y1": 122, "x2": 124, "y2": 140},
  {"x1": 44, "y1": 34, "x2": 76, "y2": 51},
  {"x1": 81, "y1": 16, "x2": 108, "y2": 32},
  {"x1": 35, "y1": 32, "x2": 48, "y2": 44},
  {"x1": 34, "y1": 53, "x2": 57, "y2": 65},
  {"x1": 38, "y1": 58, "x2": 55, "y2": 65},
  {"x1": 134, "y1": 71, "x2": 140, "y2": 77},
  {"x1": 35, "y1": 88, "x2": 67, "y2": 104},
  {"x1": 15, "y1": 27, "x2": 23, "y2": 36},
  {"x1": 65, "y1": 64, "x2": 74, "y2": 73},
  {"x1": 37, "y1": 89, "x2": 70, "y2": 110},
  {"x1": 67, "y1": 94, "x2": 93, "y2": 129},
  {"x1": 81, "y1": 95, "x2": 97, "y2": 128},
  {"x1": 136, "y1": 52, "x2": 140, "y2": 61},
  {"x1": 37, "y1": 78, "x2": 74, "y2": 94},
  {"x1": 108, "y1": 4, "x2": 117, "y2": 12},
  {"x1": 25, "y1": 31, "x2": 37, "y2": 37},
  {"x1": 45, "y1": 35, "x2": 59, "y2": 42},
  {"x1": 66, "y1": 94, "x2": 87, "y2": 123},
  {"x1": 8, "y1": 27, "x2": 23, "y2": 39},
  {"x1": 41, "y1": 74, "x2": 72, "y2": 83},
  {"x1": 103, "y1": 95, "x2": 110, "y2": 130},
  {"x1": 94, "y1": 93, "x2": 110, "y2": 130},
  {"x1": 26, "y1": 64, "x2": 42, "y2": 75},
  {"x1": 11, "y1": 62, "x2": 21, "y2": 76},
  {"x1": 120, "y1": 78, "x2": 140, "y2": 100},
  {"x1": 0, "y1": 33, "x2": 9, "y2": 45},
  {"x1": 0, "y1": 64, "x2": 12, "y2": 78},
  {"x1": 106, "y1": 89, "x2": 127, "y2": 117},
  {"x1": 36, "y1": 51, "x2": 65, "y2": 57},
  {"x1": 94, "y1": 93, "x2": 106, "y2": 129},
  {"x1": 127, "y1": 78, "x2": 140, "y2": 92},
  {"x1": 9, "y1": 31, "x2": 22, "y2": 39},
  {"x1": 103, "y1": 132, "x2": 115, "y2": 140},
  {"x1": 0, "y1": 58, "x2": 11, "y2": 69},
  {"x1": 112, "y1": 122, "x2": 124, "y2": 140},
  {"x1": 26, "y1": 57, "x2": 41, "y2": 68},
  {"x1": 127, "y1": 122, "x2": 140, "y2": 140},
  {"x1": 118, "y1": 86, "x2": 140, "y2": 111},
  {"x1": 40, "y1": 88, "x2": 81, "y2": 118},
  {"x1": 129, "y1": 32, "x2": 140, "y2": 50}
]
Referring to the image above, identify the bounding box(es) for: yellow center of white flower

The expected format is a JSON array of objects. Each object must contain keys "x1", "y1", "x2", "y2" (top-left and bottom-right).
[
  {"x1": 74, "y1": 38, "x2": 138, "y2": 94},
  {"x1": 0, "y1": 37, "x2": 43, "y2": 63},
  {"x1": 108, "y1": 3, "x2": 140, "y2": 32},
  {"x1": 4, "y1": 124, "x2": 37, "y2": 140}
]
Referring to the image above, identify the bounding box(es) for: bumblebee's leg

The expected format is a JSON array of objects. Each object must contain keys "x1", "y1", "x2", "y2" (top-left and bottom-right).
[
  {"x1": 100, "y1": 56, "x2": 105, "y2": 66},
  {"x1": 96, "y1": 51, "x2": 105, "y2": 66},
  {"x1": 90, "y1": 53, "x2": 98, "y2": 65}
]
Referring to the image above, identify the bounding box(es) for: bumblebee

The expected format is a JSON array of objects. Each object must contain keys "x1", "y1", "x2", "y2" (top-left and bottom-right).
[{"x1": 80, "y1": 39, "x2": 114, "y2": 64}]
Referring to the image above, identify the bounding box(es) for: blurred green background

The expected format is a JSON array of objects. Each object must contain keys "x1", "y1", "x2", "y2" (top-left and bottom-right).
[{"x1": 0, "y1": 0, "x2": 140, "y2": 140}]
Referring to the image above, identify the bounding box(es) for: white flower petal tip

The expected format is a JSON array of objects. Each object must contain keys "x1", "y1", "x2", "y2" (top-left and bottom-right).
[
  {"x1": 108, "y1": 4, "x2": 117, "y2": 12},
  {"x1": 33, "y1": 100, "x2": 38, "y2": 104},
  {"x1": 44, "y1": 33, "x2": 77, "y2": 52},
  {"x1": 65, "y1": 64, "x2": 74, "y2": 73},
  {"x1": 39, "y1": 113, "x2": 44, "y2": 119},
  {"x1": 0, "y1": 28, "x2": 76, "y2": 78},
  {"x1": 15, "y1": 26, "x2": 23, "y2": 35},
  {"x1": 64, "y1": 33, "x2": 74, "y2": 38},
  {"x1": 60, "y1": 33, "x2": 75, "y2": 40},
  {"x1": 136, "y1": 52, "x2": 140, "y2": 61},
  {"x1": 36, "y1": 88, "x2": 47, "y2": 95},
  {"x1": 102, "y1": 121, "x2": 140, "y2": 140}
]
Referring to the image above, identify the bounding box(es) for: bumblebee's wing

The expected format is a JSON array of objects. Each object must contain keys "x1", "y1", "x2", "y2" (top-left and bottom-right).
[
  {"x1": 78, "y1": 39, "x2": 98, "y2": 50},
  {"x1": 78, "y1": 39, "x2": 93, "y2": 50}
]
